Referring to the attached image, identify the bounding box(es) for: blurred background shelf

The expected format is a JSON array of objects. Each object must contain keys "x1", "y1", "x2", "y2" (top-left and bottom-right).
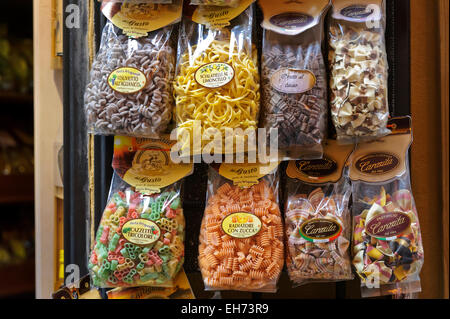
[
  {"x1": 0, "y1": 175, "x2": 34, "y2": 204},
  {"x1": 0, "y1": 258, "x2": 35, "y2": 298},
  {"x1": 0, "y1": 91, "x2": 33, "y2": 105}
]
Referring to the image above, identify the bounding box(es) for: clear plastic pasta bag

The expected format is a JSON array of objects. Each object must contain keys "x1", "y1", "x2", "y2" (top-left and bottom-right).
[
  {"x1": 198, "y1": 162, "x2": 284, "y2": 292},
  {"x1": 328, "y1": 0, "x2": 390, "y2": 144},
  {"x1": 89, "y1": 136, "x2": 193, "y2": 288},
  {"x1": 259, "y1": 0, "x2": 330, "y2": 160},
  {"x1": 174, "y1": 0, "x2": 260, "y2": 154},
  {"x1": 349, "y1": 117, "x2": 424, "y2": 297},
  {"x1": 284, "y1": 140, "x2": 354, "y2": 285},
  {"x1": 190, "y1": 0, "x2": 240, "y2": 7},
  {"x1": 85, "y1": 1, "x2": 182, "y2": 137}
]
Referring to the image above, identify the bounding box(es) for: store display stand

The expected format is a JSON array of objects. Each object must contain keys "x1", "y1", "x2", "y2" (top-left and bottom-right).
[{"x1": 63, "y1": 0, "x2": 412, "y2": 299}]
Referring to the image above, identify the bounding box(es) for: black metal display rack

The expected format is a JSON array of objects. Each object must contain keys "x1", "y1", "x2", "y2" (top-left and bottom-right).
[{"x1": 63, "y1": 0, "x2": 411, "y2": 299}]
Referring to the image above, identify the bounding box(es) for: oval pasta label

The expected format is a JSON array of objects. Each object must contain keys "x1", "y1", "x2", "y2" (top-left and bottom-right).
[
  {"x1": 269, "y1": 12, "x2": 314, "y2": 30},
  {"x1": 222, "y1": 213, "x2": 262, "y2": 239},
  {"x1": 355, "y1": 153, "x2": 400, "y2": 176},
  {"x1": 108, "y1": 67, "x2": 147, "y2": 94},
  {"x1": 294, "y1": 157, "x2": 338, "y2": 178},
  {"x1": 195, "y1": 63, "x2": 235, "y2": 89},
  {"x1": 270, "y1": 68, "x2": 316, "y2": 94},
  {"x1": 366, "y1": 212, "x2": 411, "y2": 240},
  {"x1": 122, "y1": 219, "x2": 161, "y2": 246},
  {"x1": 299, "y1": 219, "x2": 342, "y2": 243}
]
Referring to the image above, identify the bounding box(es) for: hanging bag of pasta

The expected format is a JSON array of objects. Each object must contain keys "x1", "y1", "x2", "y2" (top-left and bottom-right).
[
  {"x1": 349, "y1": 117, "x2": 424, "y2": 298},
  {"x1": 258, "y1": 0, "x2": 330, "y2": 160},
  {"x1": 174, "y1": 0, "x2": 260, "y2": 155},
  {"x1": 85, "y1": 0, "x2": 183, "y2": 137},
  {"x1": 198, "y1": 161, "x2": 284, "y2": 292},
  {"x1": 328, "y1": 0, "x2": 390, "y2": 144},
  {"x1": 284, "y1": 140, "x2": 354, "y2": 285},
  {"x1": 89, "y1": 136, "x2": 193, "y2": 288}
]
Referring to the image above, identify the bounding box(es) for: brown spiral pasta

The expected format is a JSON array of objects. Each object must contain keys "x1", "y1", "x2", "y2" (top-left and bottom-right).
[{"x1": 85, "y1": 22, "x2": 175, "y2": 137}]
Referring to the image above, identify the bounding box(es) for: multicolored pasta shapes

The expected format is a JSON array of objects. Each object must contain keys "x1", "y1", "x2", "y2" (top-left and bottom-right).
[
  {"x1": 199, "y1": 168, "x2": 284, "y2": 292},
  {"x1": 89, "y1": 188, "x2": 185, "y2": 288},
  {"x1": 285, "y1": 187, "x2": 353, "y2": 285}
]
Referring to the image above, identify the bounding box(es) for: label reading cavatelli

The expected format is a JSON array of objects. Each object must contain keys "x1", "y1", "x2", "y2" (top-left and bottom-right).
[
  {"x1": 222, "y1": 212, "x2": 262, "y2": 239},
  {"x1": 122, "y1": 219, "x2": 161, "y2": 245},
  {"x1": 195, "y1": 63, "x2": 235, "y2": 89},
  {"x1": 108, "y1": 67, "x2": 147, "y2": 94},
  {"x1": 365, "y1": 212, "x2": 411, "y2": 240},
  {"x1": 299, "y1": 219, "x2": 342, "y2": 243},
  {"x1": 270, "y1": 68, "x2": 316, "y2": 94}
]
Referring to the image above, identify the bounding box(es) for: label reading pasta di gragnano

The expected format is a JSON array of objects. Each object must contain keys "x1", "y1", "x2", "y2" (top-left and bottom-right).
[
  {"x1": 108, "y1": 67, "x2": 147, "y2": 94},
  {"x1": 122, "y1": 219, "x2": 161, "y2": 245},
  {"x1": 270, "y1": 68, "x2": 316, "y2": 94},
  {"x1": 195, "y1": 62, "x2": 235, "y2": 88},
  {"x1": 299, "y1": 218, "x2": 342, "y2": 243},
  {"x1": 222, "y1": 212, "x2": 262, "y2": 238}
]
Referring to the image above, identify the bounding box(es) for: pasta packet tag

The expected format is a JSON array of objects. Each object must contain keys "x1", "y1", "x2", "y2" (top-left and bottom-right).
[
  {"x1": 101, "y1": 0, "x2": 182, "y2": 38},
  {"x1": 349, "y1": 116, "x2": 424, "y2": 298},
  {"x1": 89, "y1": 136, "x2": 193, "y2": 288},
  {"x1": 192, "y1": 0, "x2": 255, "y2": 29},
  {"x1": 198, "y1": 161, "x2": 284, "y2": 293},
  {"x1": 106, "y1": 268, "x2": 195, "y2": 299},
  {"x1": 190, "y1": 0, "x2": 240, "y2": 8},
  {"x1": 259, "y1": 0, "x2": 330, "y2": 161},
  {"x1": 284, "y1": 140, "x2": 354, "y2": 285}
]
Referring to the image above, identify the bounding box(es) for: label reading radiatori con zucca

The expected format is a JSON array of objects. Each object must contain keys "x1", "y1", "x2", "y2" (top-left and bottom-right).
[{"x1": 222, "y1": 212, "x2": 262, "y2": 239}]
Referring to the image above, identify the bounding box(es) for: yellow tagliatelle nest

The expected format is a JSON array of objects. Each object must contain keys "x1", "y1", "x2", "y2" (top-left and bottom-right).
[{"x1": 174, "y1": 40, "x2": 260, "y2": 152}]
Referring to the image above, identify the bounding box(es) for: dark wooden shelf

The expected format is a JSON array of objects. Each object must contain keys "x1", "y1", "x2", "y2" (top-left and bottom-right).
[
  {"x1": 0, "y1": 92, "x2": 33, "y2": 105},
  {"x1": 0, "y1": 175, "x2": 34, "y2": 204},
  {"x1": 0, "y1": 258, "x2": 35, "y2": 297}
]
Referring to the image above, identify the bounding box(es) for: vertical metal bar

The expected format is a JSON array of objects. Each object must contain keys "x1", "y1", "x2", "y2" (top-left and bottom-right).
[{"x1": 63, "y1": 0, "x2": 90, "y2": 276}]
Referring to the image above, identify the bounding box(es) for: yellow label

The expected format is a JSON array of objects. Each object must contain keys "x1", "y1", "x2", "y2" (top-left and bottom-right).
[
  {"x1": 195, "y1": 62, "x2": 235, "y2": 88},
  {"x1": 219, "y1": 161, "x2": 279, "y2": 188},
  {"x1": 192, "y1": 0, "x2": 254, "y2": 29},
  {"x1": 271, "y1": 68, "x2": 316, "y2": 94},
  {"x1": 259, "y1": 0, "x2": 330, "y2": 35},
  {"x1": 102, "y1": 0, "x2": 183, "y2": 38},
  {"x1": 222, "y1": 212, "x2": 262, "y2": 238},
  {"x1": 122, "y1": 219, "x2": 161, "y2": 245},
  {"x1": 108, "y1": 67, "x2": 147, "y2": 94},
  {"x1": 116, "y1": 137, "x2": 194, "y2": 194}
]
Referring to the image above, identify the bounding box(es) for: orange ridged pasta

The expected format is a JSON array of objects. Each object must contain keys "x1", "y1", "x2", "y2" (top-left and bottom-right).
[{"x1": 199, "y1": 178, "x2": 284, "y2": 292}]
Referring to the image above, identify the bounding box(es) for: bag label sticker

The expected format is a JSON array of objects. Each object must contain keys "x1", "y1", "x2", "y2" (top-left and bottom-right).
[
  {"x1": 222, "y1": 212, "x2": 262, "y2": 239},
  {"x1": 355, "y1": 152, "x2": 400, "y2": 175},
  {"x1": 108, "y1": 67, "x2": 147, "y2": 94},
  {"x1": 122, "y1": 219, "x2": 161, "y2": 245},
  {"x1": 299, "y1": 218, "x2": 342, "y2": 243},
  {"x1": 270, "y1": 68, "x2": 316, "y2": 94},
  {"x1": 195, "y1": 62, "x2": 235, "y2": 88},
  {"x1": 365, "y1": 212, "x2": 411, "y2": 240}
]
